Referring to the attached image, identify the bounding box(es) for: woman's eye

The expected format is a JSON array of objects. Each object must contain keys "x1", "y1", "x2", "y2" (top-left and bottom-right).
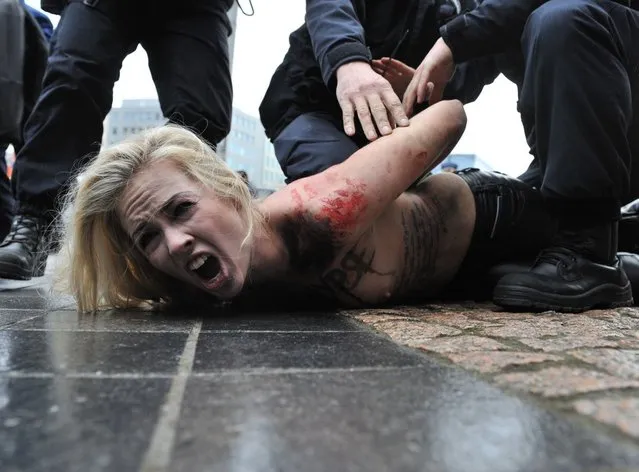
[
  {"x1": 173, "y1": 201, "x2": 195, "y2": 218},
  {"x1": 138, "y1": 231, "x2": 158, "y2": 250}
]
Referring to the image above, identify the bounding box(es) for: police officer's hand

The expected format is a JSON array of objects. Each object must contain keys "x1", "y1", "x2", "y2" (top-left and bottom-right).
[
  {"x1": 371, "y1": 58, "x2": 415, "y2": 99},
  {"x1": 336, "y1": 61, "x2": 410, "y2": 141},
  {"x1": 403, "y1": 38, "x2": 455, "y2": 116}
]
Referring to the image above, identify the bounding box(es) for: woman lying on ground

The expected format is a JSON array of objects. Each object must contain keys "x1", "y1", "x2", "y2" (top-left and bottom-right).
[{"x1": 54, "y1": 100, "x2": 634, "y2": 313}]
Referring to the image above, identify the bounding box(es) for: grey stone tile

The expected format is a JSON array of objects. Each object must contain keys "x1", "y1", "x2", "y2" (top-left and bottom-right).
[
  {"x1": 0, "y1": 293, "x2": 49, "y2": 310},
  {"x1": 0, "y1": 331, "x2": 187, "y2": 374},
  {"x1": 193, "y1": 331, "x2": 425, "y2": 372},
  {"x1": 0, "y1": 310, "x2": 43, "y2": 328},
  {"x1": 11, "y1": 310, "x2": 196, "y2": 332},
  {"x1": 0, "y1": 278, "x2": 47, "y2": 292},
  {"x1": 201, "y1": 312, "x2": 359, "y2": 332},
  {"x1": 0, "y1": 285, "x2": 75, "y2": 311},
  {"x1": 0, "y1": 377, "x2": 170, "y2": 472},
  {"x1": 171, "y1": 369, "x2": 639, "y2": 472}
]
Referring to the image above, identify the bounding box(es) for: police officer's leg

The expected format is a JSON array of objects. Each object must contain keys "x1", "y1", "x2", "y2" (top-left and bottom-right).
[
  {"x1": 142, "y1": 0, "x2": 233, "y2": 148},
  {"x1": 0, "y1": 8, "x2": 50, "y2": 242},
  {"x1": 273, "y1": 112, "x2": 360, "y2": 183},
  {"x1": 0, "y1": 145, "x2": 13, "y2": 240},
  {"x1": 494, "y1": 0, "x2": 639, "y2": 311},
  {"x1": 0, "y1": 0, "x2": 138, "y2": 279}
]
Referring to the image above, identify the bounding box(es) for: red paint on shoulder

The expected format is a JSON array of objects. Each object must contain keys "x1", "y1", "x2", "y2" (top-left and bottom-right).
[{"x1": 316, "y1": 180, "x2": 368, "y2": 235}]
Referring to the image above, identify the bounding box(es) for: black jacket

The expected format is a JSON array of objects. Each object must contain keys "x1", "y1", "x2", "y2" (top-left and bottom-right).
[
  {"x1": 41, "y1": 0, "x2": 235, "y2": 15},
  {"x1": 259, "y1": 0, "x2": 499, "y2": 141},
  {"x1": 441, "y1": 0, "x2": 637, "y2": 63}
]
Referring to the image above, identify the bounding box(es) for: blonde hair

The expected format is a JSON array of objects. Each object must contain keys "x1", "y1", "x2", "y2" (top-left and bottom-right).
[{"x1": 54, "y1": 125, "x2": 260, "y2": 312}]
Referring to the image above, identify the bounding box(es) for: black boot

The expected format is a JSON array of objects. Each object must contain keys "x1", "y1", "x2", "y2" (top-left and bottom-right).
[
  {"x1": 619, "y1": 252, "x2": 639, "y2": 305},
  {"x1": 0, "y1": 211, "x2": 12, "y2": 243},
  {"x1": 0, "y1": 214, "x2": 49, "y2": 280},
  {"x1": 493, "y1": 222, "x2": 633, "y2": 312}
]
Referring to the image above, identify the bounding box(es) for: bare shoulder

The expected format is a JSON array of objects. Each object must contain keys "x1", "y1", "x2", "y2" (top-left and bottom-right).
[
  {"x1": 259, "y1": 181, "x2": 391, "y2": 305},
  {"x1": 259, "y1": 182, "x2": 345, "y2": 274},
  {"x1": 257, "y1": 172, "x2": 476, "y2": 306}
]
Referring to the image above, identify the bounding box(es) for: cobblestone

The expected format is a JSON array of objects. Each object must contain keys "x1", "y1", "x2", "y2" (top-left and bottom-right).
[
  {"x1": 479, "y1": 315, "x2": 629, "y2": 352},
  {"x1": 349, "y1": 304, "x2": 639, "y2": 439},
  {"x1": 583, "y1": 309, "x2": 639, "y2": 330},
  {"x1": 495, "y1": 367, "x2": 639, "y2": 398},
  {"x1": 518, "y1": 336, "x2": 621, "y2": 352},
  {"x1": 371, "y1": 320, "x2": 461, "y2": 347},
  {"x1": 481, "y1": 315, "x2": 627, "y2": 339},
  {"x1": 350, "y1": 312, "x2": 414, "y2": 325},
  {"x1": 418, "y1": 335, "x2": 510, "y2": 354},
  {"x1": 446, "y1": 351, "x2": 564, "y2": 374},
  {"x1": 412, "y1": 312, "x2": 501, "y2": 329},
  {"x1": 569, "y1": 349, "x2": 639, "y2": 380},
  {"x1": 469, "y1": 310, "x2": 543, "y2": 322},
  {"x1": 573, "y1": 397, "x2": 639, "y2": 438}
]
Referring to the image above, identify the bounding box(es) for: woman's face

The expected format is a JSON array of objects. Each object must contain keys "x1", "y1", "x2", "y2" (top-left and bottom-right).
[{"x1": 118, "y1": 160, "x2": 252, "y2": 300}]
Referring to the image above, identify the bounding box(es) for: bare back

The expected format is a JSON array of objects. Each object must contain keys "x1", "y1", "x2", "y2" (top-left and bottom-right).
[
  {"x1": 248, "y1": 101, "x2": 471, "y2": 308},
  {"x1": 260, "y1": 172, "x2": 476, "y2": 307}
]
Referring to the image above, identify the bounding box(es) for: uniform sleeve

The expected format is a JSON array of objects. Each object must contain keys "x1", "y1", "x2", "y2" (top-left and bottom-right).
[
  {"x1": 306, "y1": 0, "x2": 371, "y2": 86},
  {"x1": 440, "y1": 0, "x2": 546, "y2": 63}
]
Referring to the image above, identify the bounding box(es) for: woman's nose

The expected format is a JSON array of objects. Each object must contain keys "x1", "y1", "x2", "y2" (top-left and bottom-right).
[{"x1": 165, "y1": 227, "x2": 194, "y2": 257}]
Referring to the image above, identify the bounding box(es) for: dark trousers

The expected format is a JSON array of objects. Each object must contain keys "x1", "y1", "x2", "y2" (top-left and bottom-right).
[
  {"x1": 0, "y1": 5, "x2": 49, "y2": 235},
  {"x1": 0, "y1": 144, "x2": 13, "y2": 237},
  {"x1": 273, "y1": 112, "x2": 362, "y2": 183},
  {"x1": 12, "y1": 0, "x2": 233, "y2": 217},
  {"x1": 512, "y1": 0, "x2": 639, "y2": 222}
]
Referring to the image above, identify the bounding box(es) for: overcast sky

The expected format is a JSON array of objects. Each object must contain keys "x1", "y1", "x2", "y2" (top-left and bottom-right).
[{"x1": 26, "y1": 0, "x2": 533, "y2": 176}]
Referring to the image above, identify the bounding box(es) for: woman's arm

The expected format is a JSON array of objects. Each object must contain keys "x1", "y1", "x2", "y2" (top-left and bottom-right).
[{"x1": 281, "y1": 100, "x2": 467, "y2": 242}]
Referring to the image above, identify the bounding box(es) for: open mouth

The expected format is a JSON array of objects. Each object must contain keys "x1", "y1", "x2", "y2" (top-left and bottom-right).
[{"x1": 188, "y1": 254, "x2": 222, "y2": 284}]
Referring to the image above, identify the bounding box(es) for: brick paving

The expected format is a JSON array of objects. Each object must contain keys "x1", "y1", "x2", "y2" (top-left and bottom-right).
[{"x1": 343, "y1": 303, "x2": 639, "y2": 442}]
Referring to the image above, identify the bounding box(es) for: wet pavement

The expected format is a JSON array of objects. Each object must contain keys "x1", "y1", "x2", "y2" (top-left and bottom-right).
[{"x1": 1, "y1": 283, "x2": 639, "y2": 471}]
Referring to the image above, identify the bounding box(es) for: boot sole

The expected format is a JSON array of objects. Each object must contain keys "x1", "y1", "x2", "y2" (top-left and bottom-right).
[
  {"x1": 493, "y1": 282, "x2": 633, "y2": 313},
  {"x1": 0, "y1": 258, "x2": 47, "y2": 281}
]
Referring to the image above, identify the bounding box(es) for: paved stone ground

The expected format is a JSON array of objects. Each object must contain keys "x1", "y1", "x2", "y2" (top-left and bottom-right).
[
  {"x1": 3, "y1": 266, "x2": 639, "y2": 470},
  {"x1": 341, "y1": 303, "x2": 639, "y2": 442}
]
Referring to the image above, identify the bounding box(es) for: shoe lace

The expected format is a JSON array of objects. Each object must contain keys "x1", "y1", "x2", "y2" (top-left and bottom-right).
[
  {"x1": 1, "y1": 215, "x2": 45, "y2": 248},
  {"x1": 535, "y1": 246, "x2": 578, "y2": 267}
]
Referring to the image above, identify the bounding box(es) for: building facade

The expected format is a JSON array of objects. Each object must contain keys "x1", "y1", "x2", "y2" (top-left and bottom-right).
[
  {"x1": 222, "y1": 108, "x2": 264, "y2": 185},
  {"x1": 103, "y1": 99, "x2": 164, "y2": 147},
  {"x1": 104, "y1": 101, "x2": 285, "y2": 192},
  {"x1": 261, "y1": 140, "x2": 286, "y2": 192},
  {"x1": 221, "y1": 108, "x2": 285, "y2": 193}
]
